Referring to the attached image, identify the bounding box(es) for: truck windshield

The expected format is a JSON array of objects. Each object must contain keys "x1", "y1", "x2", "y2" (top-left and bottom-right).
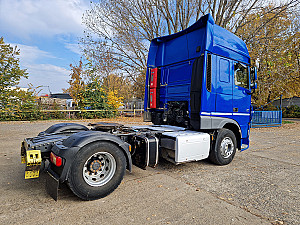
[{"x1": 234, "y1": 62, "x2": 249, "y2": 89}]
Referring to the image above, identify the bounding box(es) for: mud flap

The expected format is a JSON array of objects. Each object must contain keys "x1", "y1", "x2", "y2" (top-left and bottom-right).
[{"x1": 46, "y1": 171, "x2": 59, "y2": 201}]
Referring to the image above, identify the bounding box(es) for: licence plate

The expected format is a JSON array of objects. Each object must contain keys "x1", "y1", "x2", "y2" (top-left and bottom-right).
[
  {"x1": 25, "y1": 166, "x2": 40, "y2": 179},
  {"x1": 21, "y1": 148, "x2": 42, "y2": 179}
]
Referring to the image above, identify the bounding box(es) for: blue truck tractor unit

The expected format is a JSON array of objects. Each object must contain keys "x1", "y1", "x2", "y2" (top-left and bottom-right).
[{"x1": 20, "y1": 14, "x2": 257, "y2": 201}]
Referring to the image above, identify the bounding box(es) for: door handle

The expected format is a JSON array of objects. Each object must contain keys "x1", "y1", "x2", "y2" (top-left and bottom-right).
[{"x1": 233, "y1": 108, "x2": 238, "y2": 112}]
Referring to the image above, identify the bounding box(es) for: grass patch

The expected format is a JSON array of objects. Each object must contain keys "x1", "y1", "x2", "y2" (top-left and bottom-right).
[{"x1": 282, "y1": 120, "x2": 294, "y2": 124}]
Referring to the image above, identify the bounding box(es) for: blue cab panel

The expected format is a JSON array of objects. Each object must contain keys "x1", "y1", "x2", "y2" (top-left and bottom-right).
[{"x1": 144, "y1": 14, "x2": 253, "y2": 150}]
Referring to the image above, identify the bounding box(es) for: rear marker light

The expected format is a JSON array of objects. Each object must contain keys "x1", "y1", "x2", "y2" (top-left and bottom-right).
[{"x1": 50, "y1": 152, "x2": 62, "y2": 167}]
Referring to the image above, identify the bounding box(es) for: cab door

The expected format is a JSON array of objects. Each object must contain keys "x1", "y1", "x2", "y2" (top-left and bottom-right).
[
  {"x1": 232, "y1": 62, "x2": 251, "y2": 139},
  {"x1": 215, "y1": 57, "x2": 233, "y2": 114}
]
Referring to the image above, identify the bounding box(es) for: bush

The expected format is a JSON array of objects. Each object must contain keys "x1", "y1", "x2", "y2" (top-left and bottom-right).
[
  {"x1": 282, "y1": 105, "x2": 300, "y2": 118},
  {"x1": 0, "y1": 88, "x2": 41, "y2": 121},
  {"x1": 0, "y1": 81, "x2": 121, "y2": 121}
]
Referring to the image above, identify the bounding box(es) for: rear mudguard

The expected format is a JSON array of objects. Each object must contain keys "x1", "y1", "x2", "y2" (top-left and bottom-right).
[
  {"x1": 50, "y1": 131, "x2": 132, "y2": 182},
  {"x1": 22, "y1": 123, "x2": 89, "y2": 160},
  {"x1": 39, "y1": 123, "x2": 89, "y2": 136}
]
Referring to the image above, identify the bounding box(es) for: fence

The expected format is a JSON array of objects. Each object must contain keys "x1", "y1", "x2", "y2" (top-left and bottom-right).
[
  {"x1": 43, "y1": 109, "x2": 144, "y2": 119},
  {"x1": 0, "y1": 109, "x2": 145, "y2": 121},
  {"x1": 1, "y1": 108, "x2": 283, "y2": 126},
  {"x1": 251, "y1": 110, "x2": 282, "y2": 128}
]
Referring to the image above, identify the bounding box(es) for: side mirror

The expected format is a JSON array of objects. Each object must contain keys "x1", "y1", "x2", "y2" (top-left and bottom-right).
[
  {"x1": 250, "y1": 66, "x2": 257, "y2": 94},
  {"x1": 250, "y1": 66, "x2": 257, "y2": 81}
]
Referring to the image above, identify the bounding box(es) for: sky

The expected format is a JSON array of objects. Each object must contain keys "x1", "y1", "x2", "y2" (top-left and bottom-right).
[{"x1": 0, "y1": 0, "x2": 91, "y2": 94}]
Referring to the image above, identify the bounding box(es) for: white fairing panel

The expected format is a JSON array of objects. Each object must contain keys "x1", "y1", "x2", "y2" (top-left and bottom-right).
[{"x1": 163, "y1": 131, "x2": 210, "y2": 163}]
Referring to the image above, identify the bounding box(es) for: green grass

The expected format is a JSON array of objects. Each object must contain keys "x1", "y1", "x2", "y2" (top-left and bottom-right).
[{"x1": 282, "y1": 120, "x2": 294, "y2": 124}]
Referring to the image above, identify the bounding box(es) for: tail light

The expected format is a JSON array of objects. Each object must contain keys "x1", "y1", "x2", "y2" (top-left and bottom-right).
[
  {"x1": 150, "y1": 68, "x2": 159, "y2": 88},
  {"x1": 50, "y1": 152, "x2": 62, "y2": 167},
  {"x1": 149, "y1": 68, "x2": 160, "y2": 108},
  {"x1": 149, "y1": 88, "x2": 157, "y2": 108}
]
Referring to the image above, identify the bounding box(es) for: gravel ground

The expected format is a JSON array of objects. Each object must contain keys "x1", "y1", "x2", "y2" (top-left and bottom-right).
[{"x1": 0, "y1": 118, "x2": 299, "y2": 224}]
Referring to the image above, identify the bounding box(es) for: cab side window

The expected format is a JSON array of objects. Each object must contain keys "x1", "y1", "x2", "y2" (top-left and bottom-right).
[{"x1": 234, "y1": 62, "x2": 249, "y2": 89}]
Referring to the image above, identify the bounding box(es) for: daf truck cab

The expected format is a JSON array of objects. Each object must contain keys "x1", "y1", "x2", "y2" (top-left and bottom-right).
[{"x1": 144, "y1": 14, "x2": 257, "y2": 156}]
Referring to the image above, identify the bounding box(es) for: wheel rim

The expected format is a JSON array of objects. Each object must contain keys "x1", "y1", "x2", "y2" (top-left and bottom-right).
[
  {"x1": 220, "y1": 137, "x2": 234, "y2": 158},
  {"x1": 83, "y1": 152, "x2": 116, "y2": 187}
]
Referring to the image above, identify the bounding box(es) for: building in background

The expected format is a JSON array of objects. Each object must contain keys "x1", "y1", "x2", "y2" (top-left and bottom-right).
[
  {"x1": 273, "y1": 96, "x2": 300, "y2": 108},
  {"x1": 39, "y1": 93, "x2": 73, "y2": 110}
]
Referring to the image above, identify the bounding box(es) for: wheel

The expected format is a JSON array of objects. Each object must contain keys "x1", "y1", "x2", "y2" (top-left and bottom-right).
[
  {"x1": 67, "y1": 142, "x2": 126, "y2": 200},
  {"x1": 209, "y1": 128, "x2": 237, "y2": 165}
]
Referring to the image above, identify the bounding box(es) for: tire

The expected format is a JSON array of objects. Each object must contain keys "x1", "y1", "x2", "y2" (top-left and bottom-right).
[
  {"x1": 209, "y1": 128, "x2": 237, "y2": 165},
  {"x1": 67, "y1": 142, "x2": 126, "y2": 200}
]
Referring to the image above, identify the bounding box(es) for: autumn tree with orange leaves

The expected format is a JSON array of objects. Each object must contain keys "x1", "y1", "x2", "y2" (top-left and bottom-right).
[
  {"x1": 236, "y1": 6, "x2": 300, "y2": 106},
  {"x1": 64, "y1": 60, "x2": 85, "y2": 105}
]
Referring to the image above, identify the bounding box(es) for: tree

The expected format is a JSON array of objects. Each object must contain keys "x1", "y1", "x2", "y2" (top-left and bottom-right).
[
  {"x1": 102, "y1": 74, "x2": 133, "y2": 100},
  {"x1": 78, "y1": 80, "x2": 116, "y2": 118},
  {"x1": 236, "y1": 6, "x2": 300, "y2": 106},
  {"x1": 0, "y1": 37, "x2": 28, "y2": 108},
  {"x1": 106, "y1": 90, "x2": 124, "y2": 110},
  {"x1": 63, "y1": 59, "x2": 85, "y2": 105},
  {"x1": 81, "y1": 0, "x2": 299, "y2": 99}
]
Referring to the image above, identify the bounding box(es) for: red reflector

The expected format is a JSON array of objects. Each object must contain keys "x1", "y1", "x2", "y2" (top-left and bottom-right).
[
  {"x1": 149, "y1": 88, "x2": 157, "y2": 108},
  {"x1": 50, "y1": 152, "x2": 62, "y2": 167},
  {"x1": 150, "y1": 68, "x2": 159, "y2": 88}
]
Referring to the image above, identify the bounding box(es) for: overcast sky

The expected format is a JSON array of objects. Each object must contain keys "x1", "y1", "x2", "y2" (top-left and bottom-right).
[{"x1": 0, "y1": 0, "x2": 90, "y2": 94}]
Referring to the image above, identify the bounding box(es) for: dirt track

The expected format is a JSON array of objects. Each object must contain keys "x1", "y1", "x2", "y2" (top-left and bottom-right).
[{"x1": 0, "y1": 118, "x2": 299, "y2": 224}]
